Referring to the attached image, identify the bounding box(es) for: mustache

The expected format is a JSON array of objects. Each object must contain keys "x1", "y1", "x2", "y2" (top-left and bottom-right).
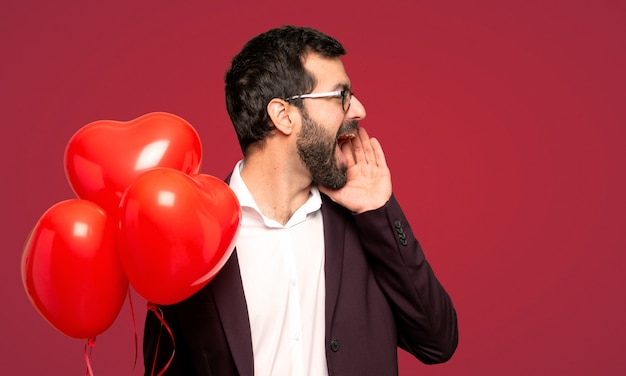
[{"x1": 337, "y1": 120, "x2": 359, "y2": 136}]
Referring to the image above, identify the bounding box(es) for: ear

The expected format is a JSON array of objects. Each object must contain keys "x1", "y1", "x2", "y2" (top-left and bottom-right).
[{"x1": 267, "y1": 98, "x2": 298, "y2": 136}]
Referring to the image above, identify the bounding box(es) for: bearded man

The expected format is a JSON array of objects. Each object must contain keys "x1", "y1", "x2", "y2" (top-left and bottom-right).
[{"x1": 144, "y1": 25, "x2": 458, "y2": 376}]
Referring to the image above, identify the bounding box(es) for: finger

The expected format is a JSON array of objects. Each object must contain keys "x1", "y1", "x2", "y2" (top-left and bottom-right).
[
  {"x1": 340, "y1": 137, "x2": 356, "y2": 167},
  {"x1": 369, "y1": 137, "x2": 388, "y2": 168},
  {"x1": 357, "y1": 127, "x2": 375, "y2": 163},
  {"x1": 351, "y1": 127, "x2": 366, "y2": 164}
]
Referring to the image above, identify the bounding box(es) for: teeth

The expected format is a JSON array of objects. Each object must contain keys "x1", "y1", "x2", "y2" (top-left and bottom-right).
[{"x1": 338, "y1": 133, "x2": 356, "y2": 140}]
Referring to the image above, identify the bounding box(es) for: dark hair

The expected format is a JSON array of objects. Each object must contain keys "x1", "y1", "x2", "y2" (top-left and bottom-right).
[{"x1": 225, "y1": 25, "x2": 346, "y2": 153}]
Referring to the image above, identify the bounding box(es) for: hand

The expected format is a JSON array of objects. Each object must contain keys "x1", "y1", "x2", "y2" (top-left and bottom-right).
[{"x1": 319, "y1": 127, "x2": 392, "y2": 213}]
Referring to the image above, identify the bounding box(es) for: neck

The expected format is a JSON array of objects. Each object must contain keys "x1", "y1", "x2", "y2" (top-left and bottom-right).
[{"x1": 240, "y1": 151, "x2": 312, "y2": 225}]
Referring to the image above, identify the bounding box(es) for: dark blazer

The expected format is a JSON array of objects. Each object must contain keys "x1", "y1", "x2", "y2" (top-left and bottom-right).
[{"x1": 144, "y1": 194, "x2": 458, "y2": 375}]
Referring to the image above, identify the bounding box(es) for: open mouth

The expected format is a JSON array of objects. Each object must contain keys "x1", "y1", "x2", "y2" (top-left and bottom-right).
[{"x1": 337, "y1": 132, "x2": 356, "y2": 146}]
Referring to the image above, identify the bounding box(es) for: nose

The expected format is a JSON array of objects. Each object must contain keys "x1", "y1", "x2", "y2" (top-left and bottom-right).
[{"x1": 346, "y1": 95, "x2": 366, "y2": 121}]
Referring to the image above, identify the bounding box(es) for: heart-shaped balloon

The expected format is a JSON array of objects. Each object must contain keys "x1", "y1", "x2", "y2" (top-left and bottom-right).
[
  {"x1": 118, "y1": 168, "x2": 241, "y2": 305},
  {"x1": 64, "y1": 112, "x2": 202, "y2": 215},
  {"x1": 22, "y1": 199, "x2": 128, "y2": 339}
]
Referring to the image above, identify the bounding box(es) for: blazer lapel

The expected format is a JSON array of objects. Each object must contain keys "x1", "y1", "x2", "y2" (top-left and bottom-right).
[
  {"x1": 209, "y1": 182, "x2": 345, "y2": 374},
  {"x1": 321, "y1": 195, "x2": 346, "y2": 337},
  {"x1": 210, "y1": 250, "x2": 254, "y2": 376}
]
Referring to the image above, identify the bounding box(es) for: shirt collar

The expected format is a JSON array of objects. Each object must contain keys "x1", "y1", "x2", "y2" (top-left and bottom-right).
[{"x1": 229, "y1": 160, "x2": 322, "y2": 228}]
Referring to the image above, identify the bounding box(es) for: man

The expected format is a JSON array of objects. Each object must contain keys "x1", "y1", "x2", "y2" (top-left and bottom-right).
[{"x1": 144, "y1": 25, "x2": 458, "y2": 376}]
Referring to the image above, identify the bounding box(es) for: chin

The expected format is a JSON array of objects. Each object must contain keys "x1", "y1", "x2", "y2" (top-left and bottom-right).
[{"x1": 316, "y1": 169, "x2": 347, "y2": 190}]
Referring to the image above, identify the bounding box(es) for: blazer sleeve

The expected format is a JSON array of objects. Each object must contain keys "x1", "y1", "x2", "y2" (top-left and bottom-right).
[{"x1": 352, "y1": 194, "x2": 458, "y2": 364}]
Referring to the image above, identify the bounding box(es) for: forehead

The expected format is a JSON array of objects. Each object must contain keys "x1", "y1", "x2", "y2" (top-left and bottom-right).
[{"x1": 302, "y1": 53, "x2": 351, "y2": 91}]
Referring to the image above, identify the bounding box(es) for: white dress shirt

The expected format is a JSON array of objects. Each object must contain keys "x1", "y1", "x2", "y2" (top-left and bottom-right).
[{"x1": 229, "y1": 161, "x2": 328, "y2": 376}]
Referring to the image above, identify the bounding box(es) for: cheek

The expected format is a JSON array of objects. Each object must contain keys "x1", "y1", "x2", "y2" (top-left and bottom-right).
[
  {"x1": 303, "y1": 107, "x2": 345, "y2": 139},
  {"x1": 311, "y1": 104, "x2": 344, "y2": 125},
  {"x1": 329, "y1": 117, "x2": 346, "y2": 136}
]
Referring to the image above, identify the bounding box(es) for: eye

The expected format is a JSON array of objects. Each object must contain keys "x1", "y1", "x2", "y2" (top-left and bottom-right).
[{"x1": 341, "y1": 90, "x2": 353, "y2": 112}]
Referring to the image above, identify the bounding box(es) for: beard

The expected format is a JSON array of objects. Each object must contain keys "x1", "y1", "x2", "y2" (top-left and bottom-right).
[{"x1": 296, "y1": 110, "x2": 358, "y2": 189}]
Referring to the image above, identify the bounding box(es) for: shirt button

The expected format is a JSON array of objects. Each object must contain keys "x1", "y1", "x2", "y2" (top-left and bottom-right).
[
  {"x1": 294, "y1": 332, "x2": 301, "y2": 341},
  {"x1": 330, "y1": 339, "x2": 340, "y2": 352}
]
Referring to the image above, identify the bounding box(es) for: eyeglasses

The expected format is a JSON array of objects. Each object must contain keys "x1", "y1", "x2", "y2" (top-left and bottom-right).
[{"x1": 285, "y1": 89, "x2": 353, "y2": 112}]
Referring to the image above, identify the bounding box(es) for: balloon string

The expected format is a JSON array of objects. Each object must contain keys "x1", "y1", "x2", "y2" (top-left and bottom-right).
[
  {"x1": 147, "y1": 303, "x2": 175, "y2": 376},
  {"x1": 128, "y1": 289, "x2": 138, "y2": 369},
  {"x1": 84, "y1": 337, "x2": 96, "y2": 376}
]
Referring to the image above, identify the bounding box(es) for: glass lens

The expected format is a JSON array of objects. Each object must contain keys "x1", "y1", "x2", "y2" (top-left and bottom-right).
[{"x1": 342, "y1": 90, "x2": 352, "y2": 112}]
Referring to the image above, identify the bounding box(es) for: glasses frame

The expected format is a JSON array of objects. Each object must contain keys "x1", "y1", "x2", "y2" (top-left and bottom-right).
[{"x1": 285, "y1": 89, "x2": 352, "y2": 112}]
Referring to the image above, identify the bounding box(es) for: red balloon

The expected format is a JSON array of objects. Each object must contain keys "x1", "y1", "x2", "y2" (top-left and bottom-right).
[
  {"x1": 118, "y1": 168, "x2": 241, "y2": 305},
  {"x1": 22, "y1": 200, "x2": 128, "y2": 339},
  {"x1": 64, "y1": 112, "x2": 202, "y2": 215}
]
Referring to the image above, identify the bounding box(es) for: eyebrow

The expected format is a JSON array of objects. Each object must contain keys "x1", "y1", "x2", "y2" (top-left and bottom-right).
[{"x1": 332, "y1": 82, "x2": 351, "y2": 91}]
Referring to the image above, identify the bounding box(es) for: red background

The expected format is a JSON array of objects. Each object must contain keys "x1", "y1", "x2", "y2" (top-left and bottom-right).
[{"x1": 2, "y1": 1, "x2": 625, "y2": 374}]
